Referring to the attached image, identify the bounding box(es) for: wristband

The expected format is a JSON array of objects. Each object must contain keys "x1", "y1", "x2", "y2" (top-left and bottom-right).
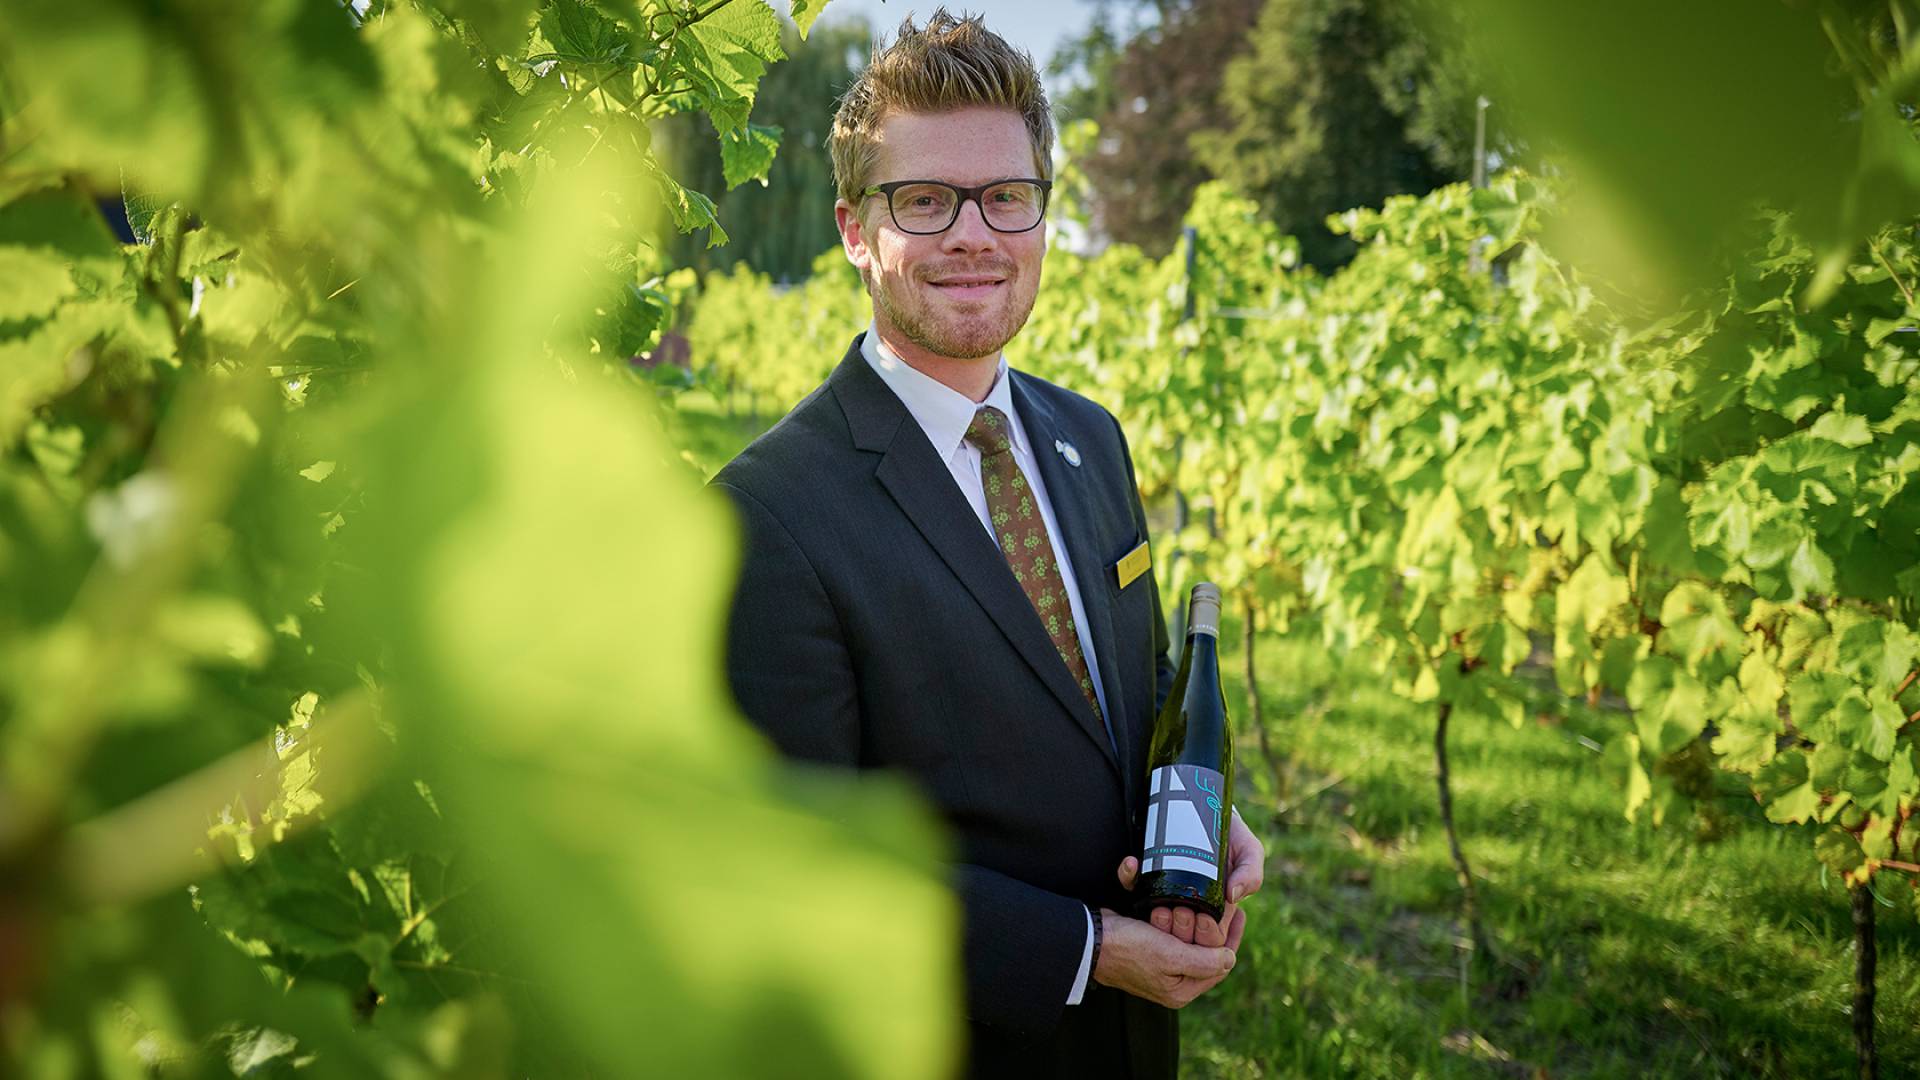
[{"x1": 1087, "y1": 904, "x2": 1104, "y2": 982}]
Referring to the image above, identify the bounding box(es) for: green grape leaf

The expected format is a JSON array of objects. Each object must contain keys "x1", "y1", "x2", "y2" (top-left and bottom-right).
[
  {"x1": 1598, "y1": 635, "x2": 1650, "y2": 697},
  {"x1": 1835, "y1": 619, "x2": 1919, "y2": 692},
  {"x1": 0, "y1": 189, "x2": 124, "y2": 286},
  {"x1": 1626, "y1": 655, "x2": 1709, "y2": 757},
  {"x1": 677, "y1": 0, "x2": 785, "y2": 132},
  {"x1": 1657, "y1": 582, "x2": 1742, "y2": 674},
  {"x1": 1468, "y1": 619, "x2": 1531, "y2": 676},
  {"x1": 1394, "y1": 483, "x2": 1462, "y2": 569},
  {"x1": 1711, "y1": 715, "x2": 1778, "y2": 771},
  {"x1": 1809, "y1": 408, "x2": 1873, "y2": 448},
  {"x1": 720, "y1": 123, "x2": 782, "y2": 190},
  {"x1": 1815, "y1": 827, "x2": 1866, "y2": 874},
  {"x1": 1742, "y1": 511, "x2": 1802, "y2": 572},
  {"x1": 1736, "y1": 646, "x2": 1784, "y2": 713},
  {"x1": 122, "y1": 188, "x2": 174, "y2": 246},
  {"x1": 1753, "y1": 754, "x2": 1819, "y2": 824},
  {"x1": 538, "y1": 0, "x2": 630, "y2": 67},
  {"x1": 1863, "y1": 697, "x2": 1904, "y2": 762},
  {"x1": 1865, "y1": 316, "x2": 1908, "y2": 348},
  {"x1": 1845, "y1": 747, "x2": 1910, "y2": 817},
  {"x1": 651, "y1": 163, "x2": 730, "y2": 247},
  {"x1": 1863, "y1": 814, "x2": 1897, "y2": 861},
  {"x1": 0, "y1": 246, "x2": 77, "y2": 321},
  {"x1": 0, "y1": 299, "x2": 118, "y2": 444},
  {"x1": 1775, "y1": 604, "x2": 1830, "y2": 669},
  {"x1": 1788, "y1": 671, "x2": 1852, "y2": 738},
  {"x1": 1607, "y1": 732, "x2": 1654, "y2": 822},
  {"x1": 1787, "y1": 539, "x2": 1835, "y2": 600},
  {"x1": 1883, "y1": 750, "x2": 1919, "y2": 819},
  {"x1": 791, "y1": 0, "x2": 827, "y2": 39},
  {"x1": 1558, "y1": 553, "x2": 1629, "y2": 635},
  {"x1": 154, "y1": 595, "x2": 272, "y2": 669},
  {"x1": 1757, "y1": 432, "x2": 1856, "y2": 480},
  {"x1": 1688, "y1": 483, "x2": 1752, "y2": 560},
  {"x1": 1642, "y1": 479, "x2": 1701, "y2": 574}
]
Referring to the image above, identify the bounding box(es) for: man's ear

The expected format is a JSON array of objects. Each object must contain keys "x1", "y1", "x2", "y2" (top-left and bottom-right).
[{"x1": 835, "y1": 199, "x2": 874, "y2": 277}]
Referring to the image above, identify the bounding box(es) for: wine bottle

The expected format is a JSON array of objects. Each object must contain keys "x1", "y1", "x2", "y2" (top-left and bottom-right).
[{"x1": 1136, "y1": 582, "x2": 1234, "y2": 921}]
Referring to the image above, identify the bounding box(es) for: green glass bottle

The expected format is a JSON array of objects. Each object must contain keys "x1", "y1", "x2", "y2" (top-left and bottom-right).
[{"x1": 1136, "y1": 582, "x2": 1233, "y2": 921}]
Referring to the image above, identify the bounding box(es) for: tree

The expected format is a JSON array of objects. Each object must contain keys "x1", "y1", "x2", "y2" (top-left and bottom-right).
[
  {"x1": 1063, "y1": 0, "x2": 1489, "y2": 265},
  {"x1": 1071, "y1": 0, "x2": 1265, "y2": 257},
  {"x1": 1193, "y1": 0, "x2": 1477, "y2": 268}
]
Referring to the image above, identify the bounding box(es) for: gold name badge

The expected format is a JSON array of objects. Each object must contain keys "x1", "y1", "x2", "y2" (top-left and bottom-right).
[{"x1": 1115, "y1": 540, "x2": 1151, "y2": 590}]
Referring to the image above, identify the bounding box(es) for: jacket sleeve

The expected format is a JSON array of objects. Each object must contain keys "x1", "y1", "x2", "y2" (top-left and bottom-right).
[
  {"x1": 714, "y1": 478, "x2": 1091, "y2": 1035},
  {"x1": 716, "y1": 479, "x2": 860, "y2": 763}
]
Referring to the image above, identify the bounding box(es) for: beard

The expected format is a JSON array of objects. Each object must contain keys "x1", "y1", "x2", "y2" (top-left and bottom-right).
[{"x1": 870, "y1": 258, "x2": 1039, "y2": 361}]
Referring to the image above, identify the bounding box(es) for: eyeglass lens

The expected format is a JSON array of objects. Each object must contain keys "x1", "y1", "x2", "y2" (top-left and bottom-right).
[{"x1": 891, "y1": 182, "x2": 1045, "y2": 234}]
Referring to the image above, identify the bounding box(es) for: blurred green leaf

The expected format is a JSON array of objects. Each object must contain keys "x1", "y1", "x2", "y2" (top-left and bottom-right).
[
  {"x1": 1454, "y1": 0, "x2": 1878, "y2": 304},
  {"x1": 0, "y1": 247, "x2": 77, "y2": 321}
]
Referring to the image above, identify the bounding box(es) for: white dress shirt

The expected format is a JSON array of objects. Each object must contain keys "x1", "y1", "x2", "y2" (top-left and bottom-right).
[{"x1": 860, "y1": 325, "x2": 1105, "y2": 1005}]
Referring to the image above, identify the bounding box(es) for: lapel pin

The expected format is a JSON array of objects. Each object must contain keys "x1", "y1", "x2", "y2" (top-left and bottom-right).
[{"x1": 1054, "y1": 439, "x2": 1082, "y2": 468}]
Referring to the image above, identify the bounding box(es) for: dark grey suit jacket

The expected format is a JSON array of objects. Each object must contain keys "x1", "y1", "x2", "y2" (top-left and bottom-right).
[{"x1": 714, "y1": 335, "x2": 1180, "y2": 1077}]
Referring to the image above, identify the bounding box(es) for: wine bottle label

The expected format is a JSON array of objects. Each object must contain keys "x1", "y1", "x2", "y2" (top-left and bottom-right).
[{"x1": 1141, "y1": 764, "x2": 1227, "y2": 880}]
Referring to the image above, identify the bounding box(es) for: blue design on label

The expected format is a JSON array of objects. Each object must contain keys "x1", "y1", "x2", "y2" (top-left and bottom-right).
[{"x1": 1140, "y1": 764, "x2": 1226, "y2": 880}]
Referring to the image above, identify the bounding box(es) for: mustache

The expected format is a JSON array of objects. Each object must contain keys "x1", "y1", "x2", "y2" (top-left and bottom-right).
[{"x1": 918, "y1": 259, "x2": 1017, "y2": 281}]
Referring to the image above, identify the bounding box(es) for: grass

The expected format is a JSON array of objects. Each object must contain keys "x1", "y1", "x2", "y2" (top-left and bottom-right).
[
  {"x1": 1190, "y1": 628, "x2": 1920, "y2": 1079},
  {"x1": 664, "y1": 398, "x2": 1918, "y2": 1077}
]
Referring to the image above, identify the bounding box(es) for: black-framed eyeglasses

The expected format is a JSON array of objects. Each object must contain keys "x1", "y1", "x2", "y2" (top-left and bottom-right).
[{"x1": 858, "y1": 178, "x2": 1053, "y2": 235}]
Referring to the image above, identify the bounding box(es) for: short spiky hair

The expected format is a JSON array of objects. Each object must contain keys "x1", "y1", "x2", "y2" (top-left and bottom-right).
[{"x1": 829, "y1": 7, "x2": 1054, "y2": 209}]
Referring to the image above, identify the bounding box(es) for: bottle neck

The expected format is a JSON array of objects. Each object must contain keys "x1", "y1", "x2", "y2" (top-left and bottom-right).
[{"x1": 1182, "y1": 627, "x2": 1219, "y2": 686}]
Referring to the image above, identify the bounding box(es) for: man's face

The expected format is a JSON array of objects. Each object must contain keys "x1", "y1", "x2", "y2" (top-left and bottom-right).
[{"x1": 836, "y1": 107, "x2": 1047, "y2": 365}]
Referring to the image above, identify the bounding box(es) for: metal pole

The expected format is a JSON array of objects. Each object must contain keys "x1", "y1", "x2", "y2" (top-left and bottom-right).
[
  {"x1": 1180, "y1": 225, "x2": 1198, "y2": 322},
  {"x1": 1471, "y1": 96, "x2": 1490, "y2": 189},
  {"x1": 1167, "y1": 225, "x2": 1199, "y2": 646}
]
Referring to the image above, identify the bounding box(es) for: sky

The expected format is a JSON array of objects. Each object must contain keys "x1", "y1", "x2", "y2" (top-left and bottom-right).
[{"x1": 805, "y1": 0, "x2": 1117, "y2": 98}]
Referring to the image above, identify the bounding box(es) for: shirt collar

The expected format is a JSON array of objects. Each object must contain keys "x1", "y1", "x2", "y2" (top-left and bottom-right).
[{"x1": 860, "y1": 322, "x2": 1024, "y2": 459}]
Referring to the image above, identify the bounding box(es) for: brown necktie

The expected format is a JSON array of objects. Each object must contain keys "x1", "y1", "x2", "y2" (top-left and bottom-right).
[{"x1": 964, "y1": 406, "x2": 1103, "y2": 722}]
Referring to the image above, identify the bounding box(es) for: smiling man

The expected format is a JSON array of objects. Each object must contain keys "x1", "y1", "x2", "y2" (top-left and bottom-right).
[{"x1": 713, "y1": 10, "x2": 1263, "y2": 1077}]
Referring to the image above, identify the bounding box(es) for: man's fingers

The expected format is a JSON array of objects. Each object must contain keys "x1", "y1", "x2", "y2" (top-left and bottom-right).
[
  {"x1": 1193, "y1": 912, "x2": 1226, "y2": 948},
  {"x1": 1226, "y1": 813, "x2": 1266, "y2": 903},
  {"x1": 1182, "y1": 970, "x2": 1229, "y2": 1004},
  {"x1": 1116, "y1": 855, "x2": 1139, "y2": 891},
  {"x1": 1227, "y1": 869, "x2": 1261, "y2": 905},
  {"x1": 1149, "y1": 906, "x2": 1173, "y2": 933},
  {"x1": 1170, "y1": 906, "x2": 1196, "y2": 943},
  {"x1": 1223, "y1": 905, "x2": 1247, "y2": 953},
  {"x1": 1176, "y1": 942, "x2": 1235, "y2": 981},
  {"x1": 1226, "y1": 856, "x2": 1264, "y2": 904}
]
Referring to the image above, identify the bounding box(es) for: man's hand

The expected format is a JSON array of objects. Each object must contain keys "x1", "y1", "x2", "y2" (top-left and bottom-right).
[
  {"x1": 1091, "y1": 906, "x2": 1240, "y2": 1009},
  {"x1": 1126, "y1": 806, "x2": 1266, "y2": 947}
]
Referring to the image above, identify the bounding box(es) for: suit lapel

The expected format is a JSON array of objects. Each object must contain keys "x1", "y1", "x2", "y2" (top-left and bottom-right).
[
  {"x1": 1011, "y1": 373, "x2": 1138, "y2": 803},
  {"x1": 830, "y1": 340, "x2": 1123, "y2": 781}
]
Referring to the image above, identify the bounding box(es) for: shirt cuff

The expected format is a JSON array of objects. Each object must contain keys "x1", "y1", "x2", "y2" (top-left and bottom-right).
[{"x1": 1065, "y1": 905, "x2": 1094, "y2": 1005}]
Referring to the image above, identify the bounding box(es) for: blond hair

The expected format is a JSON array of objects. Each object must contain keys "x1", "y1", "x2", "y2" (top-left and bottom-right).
[{"x1": 829, "y1": 8, "x2": 1054, "y2": 210}]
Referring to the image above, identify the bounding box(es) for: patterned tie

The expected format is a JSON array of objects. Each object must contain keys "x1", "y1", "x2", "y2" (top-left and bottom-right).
[{"x1": 964, "y1": 406, "x2": 1103, "y2": 722}]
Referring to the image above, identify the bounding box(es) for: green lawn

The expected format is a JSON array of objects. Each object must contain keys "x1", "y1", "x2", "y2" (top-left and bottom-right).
[
  {"x1": 1192, "y1": 630, "x2": 1919, "y2": 1079},
  {"x1": 665, "y1": 396, "x2": 1917, "y2": 1078}
]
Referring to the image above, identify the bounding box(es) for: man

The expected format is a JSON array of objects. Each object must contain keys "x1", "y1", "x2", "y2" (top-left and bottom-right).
[{"x1": 714, "y1": 10, "x2": 1264, "y2": 1076}]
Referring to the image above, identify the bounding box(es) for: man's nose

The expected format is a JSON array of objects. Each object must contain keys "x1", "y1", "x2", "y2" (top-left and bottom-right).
[{"x1": 942, "y1": 196, "x2": 999, "y2": 251}]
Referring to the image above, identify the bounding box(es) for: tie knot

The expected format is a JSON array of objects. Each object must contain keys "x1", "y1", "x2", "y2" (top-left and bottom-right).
[{"x1": 964, "y1": 406, "x2": 1014, "y2": 457}]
